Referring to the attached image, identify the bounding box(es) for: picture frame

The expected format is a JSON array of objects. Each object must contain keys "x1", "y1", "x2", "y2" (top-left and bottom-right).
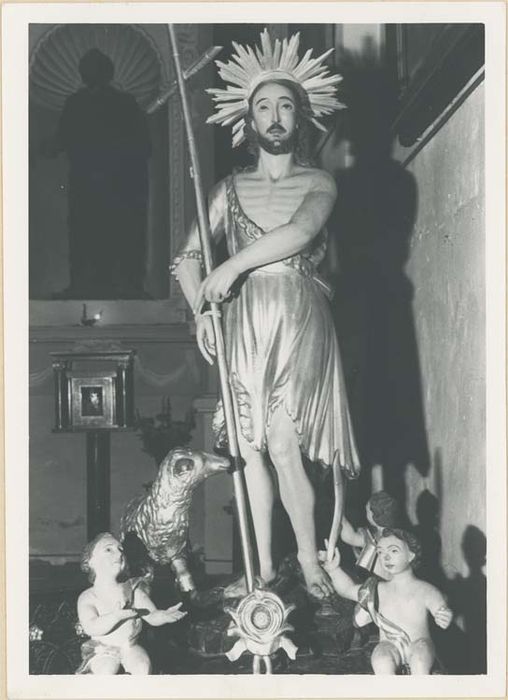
[{"x1": 69, "y1": 372, "x2": 116, "y2": 429}]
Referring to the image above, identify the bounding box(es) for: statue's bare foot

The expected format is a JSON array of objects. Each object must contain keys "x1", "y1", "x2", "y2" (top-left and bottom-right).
[
  {"x1": 223, "y1": 569, "x2": 276, "y2": 599},
  {"x1": 298, "y1": 555, "x2": 334, "y2": 600},
  {"x1": 223, "y1": 575, "x2": 248, "y2": 599}
]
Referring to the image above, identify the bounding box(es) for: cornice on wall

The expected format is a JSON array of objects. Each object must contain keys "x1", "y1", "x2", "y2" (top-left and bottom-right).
[{"x1": 30, "y1": 299, "x2": 187, "y2": 326}]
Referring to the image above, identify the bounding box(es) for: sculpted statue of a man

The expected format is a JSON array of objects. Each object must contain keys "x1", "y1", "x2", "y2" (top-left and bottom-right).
[{"x1": 171, "y1": 30, "x2": 360, "y2": 598}]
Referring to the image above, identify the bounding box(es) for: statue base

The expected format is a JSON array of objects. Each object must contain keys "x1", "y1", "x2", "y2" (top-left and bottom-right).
[{"x1": 185, "y1": 554, "x2": 376, "y2": 674}]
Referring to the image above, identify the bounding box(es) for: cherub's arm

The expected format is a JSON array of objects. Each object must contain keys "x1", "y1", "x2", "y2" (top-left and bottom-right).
[
  {"x1": 425, "y1": 584, "x2": 453, "y2": 629},
  {"x1": 133, "y1": 588, "x2": 187, "y2": 627},
  {"x1": 77, "y1": 590, "x2": 137, "y2": 637},
  {"x1": 340, "y1": 518, "x2": 368, "y2": 548},
  {"x1": 193, "y1": 171, "x2": 337, "y2": 312},
  {"x1": 318, "y1": 547, "x2": 361, "y2": 602}
]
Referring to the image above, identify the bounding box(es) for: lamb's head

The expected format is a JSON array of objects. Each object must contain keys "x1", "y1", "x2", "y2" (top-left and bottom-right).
[{"x1": 155, "y1": 447, "x2": 230, "y2": 502}]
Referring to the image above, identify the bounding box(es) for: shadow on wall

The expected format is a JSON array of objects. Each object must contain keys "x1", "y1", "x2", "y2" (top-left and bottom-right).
[
  {"x1": 33, "y1": 45, "x2": 152, "y2": 300},
  {"x1": 411, "y1": 458, "x2": 486, "y2": 674},
  {"x1": 447, "y1": 525, "x2": 487, "y2": 674},
  {"x1": 428, "y1": 523, "x2": 487, "y2": 675},
  {"x1": 412, "y1": 449, "x2": 447, "y2": 589},
  {"x1": 325, "y1": 45, "x2": 430, "y2": 517}
]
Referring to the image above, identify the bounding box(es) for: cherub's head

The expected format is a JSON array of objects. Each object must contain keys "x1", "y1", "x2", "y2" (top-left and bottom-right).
[
  {"x1": 80, "y1": 532, "x2": 126, "y2": 583},
  {"x1": 377, "y1": 528, "x2": 422, "y2": 574},
  {"x1": 366, "y1": 490, "x2": 400, "y2": 529}
]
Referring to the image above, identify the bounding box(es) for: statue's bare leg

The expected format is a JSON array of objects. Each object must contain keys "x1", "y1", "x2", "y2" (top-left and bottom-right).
[
  {"x1": 89, "y1": 655, "x2": 121, "y2": 674},
  {"x1": 224, "y1": 429, "x2": 276, "y2": 598},
  {"x1": 371, "y1": 641, "x2": 400, "y2": 674},
  {"x1": 121, "y1": 644, "x2": 152, "y2": 674},
  {"x1": 408, "y1": 638, "x2": 435, "y2": 674},
  {"x1": 266, "y1": 406, "x2": 334, "y2": 599}
]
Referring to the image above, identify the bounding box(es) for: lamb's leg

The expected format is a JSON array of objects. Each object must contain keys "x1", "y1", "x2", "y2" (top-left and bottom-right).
[{"x1": 171, "y1": 556, "x2": 195, "y2": 592}]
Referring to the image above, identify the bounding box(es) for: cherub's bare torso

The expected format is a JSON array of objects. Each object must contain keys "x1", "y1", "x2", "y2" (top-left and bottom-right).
[
  {"x1": 378, "y1": 579, "x2": 431, "y2": 641},
  {"x1": 81, "y1": 583, "x2": 141, "y2": 648}
]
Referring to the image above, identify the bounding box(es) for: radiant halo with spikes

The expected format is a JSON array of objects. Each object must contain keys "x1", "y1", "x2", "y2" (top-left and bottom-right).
[{"x1": 206, "y1": 28, "x2": 345, "y2": 147}]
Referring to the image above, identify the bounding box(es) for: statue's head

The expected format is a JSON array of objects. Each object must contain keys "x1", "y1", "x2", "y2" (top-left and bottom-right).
[
  {"x1": 80, "y1": 532, "x2": 126, "y2": 583},
  {"x1": 377, "y1": 528, "x2": 422, "y2": 573},
  {"x1": 245, "y1": 79, "x2": 313, "y2": 163},
  {"x1": 206, "y1": 29, "x2": 344, "y2": 150},
  {"x1": 79, "y1": 49, "x2": 114, "y2": 88},
  {"x1": 366, "y1": 490, "x2": 401, "y2": 529}
]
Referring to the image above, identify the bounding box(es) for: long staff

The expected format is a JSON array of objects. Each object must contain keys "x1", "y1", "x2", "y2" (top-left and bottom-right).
[{"x1": 168, "y1": 25, "x2": 255, "y2": 593}]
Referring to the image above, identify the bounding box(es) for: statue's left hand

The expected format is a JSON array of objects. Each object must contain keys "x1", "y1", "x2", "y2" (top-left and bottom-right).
[
  {"x1": 193, "y1": 259, "x2": 241, "y2": 313},
  {"x1": 162, "y1": 602, "x2": 188, "y2": 623},
  {"x1": 434, "y1": 605, "x2": 453, "y2": 629}
]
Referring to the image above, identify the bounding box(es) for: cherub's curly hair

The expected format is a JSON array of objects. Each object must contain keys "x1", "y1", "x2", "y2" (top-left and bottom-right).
[
  {"x1": 80, "y1": 532, "x2": 116, "y2": 583},
  {"x1": 381, "y1": 528, "x2": 422, "y2": 570},
  {"x1": 368, "y1": 491, "x2": 401, "y2": 529},
  {"x1": 245, "y1": 78, "x2": 315, "y2": 167}
]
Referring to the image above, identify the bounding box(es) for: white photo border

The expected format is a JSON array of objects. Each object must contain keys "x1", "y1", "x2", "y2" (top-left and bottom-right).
[{"x1": 3, "y1": 2, "x2": 506, "y2": 698}]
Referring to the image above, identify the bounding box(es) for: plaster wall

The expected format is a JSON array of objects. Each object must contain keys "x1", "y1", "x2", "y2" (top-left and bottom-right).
[
  {"x1": 29, "y1": 335, "x2": 211, "y2": 561},
  {"x1": 402, "y1": 83, "x2": 485, "y2": 579}
]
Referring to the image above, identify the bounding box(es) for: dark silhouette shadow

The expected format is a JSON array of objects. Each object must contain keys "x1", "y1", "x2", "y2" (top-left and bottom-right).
[
  {"x1": 413, "y1": 489, "x2": 446, "y2": 587},
  {"x1": 412, "y1": 451, "x2": 448, "y2": 589},
  {"x1": 42, "y1": 49, "x2": 151, "y2": 299},
  {"x1": 447, "y1": 525, "x2": 487, "y2": 673},
  {"x1": 327, "y1": 46, "x2": 430, "y2": 513}
]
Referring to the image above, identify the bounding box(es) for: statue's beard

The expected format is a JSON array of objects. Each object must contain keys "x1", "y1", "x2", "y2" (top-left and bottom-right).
[{"x1": 257, "y1": 131, "x2": 297, "y2": 155}]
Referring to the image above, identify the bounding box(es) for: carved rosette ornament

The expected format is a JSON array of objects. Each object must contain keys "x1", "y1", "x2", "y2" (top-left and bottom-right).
[{"x1": 225, "y1": 588, "x2": 298, "y2": 674}]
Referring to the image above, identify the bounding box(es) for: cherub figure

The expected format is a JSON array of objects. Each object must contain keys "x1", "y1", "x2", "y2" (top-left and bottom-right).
[
  {"x1": 341, "y1": 491, "x2": 401, "y2": 579},
  {"x1": 320, "y1": 528, "x2": 453, "y2": 674},
  {"x1": 76, "y1": 532, "x2": 187, "y2": 674}
]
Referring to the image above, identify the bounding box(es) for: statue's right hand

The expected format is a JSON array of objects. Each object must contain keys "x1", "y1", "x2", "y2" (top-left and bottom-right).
[
  {"x1": 318, "y1": 539, "x2": 341, "y2": 571},
  {"x1": 196, "y1": 314, "x2": 216, "y2": 366}
]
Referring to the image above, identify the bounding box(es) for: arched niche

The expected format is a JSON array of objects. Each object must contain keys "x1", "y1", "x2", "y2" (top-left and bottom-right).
[{"x1": 29, "y1": 23, "x2": 214, "y2": 325}]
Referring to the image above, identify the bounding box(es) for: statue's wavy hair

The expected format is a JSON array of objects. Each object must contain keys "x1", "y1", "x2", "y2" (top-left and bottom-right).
[
  {"x1": 368, "y1": 490, "x2": 401, "y2": 529},
  {"x1": 244, "y1": 78, "x2": 315, "y2": 167}
]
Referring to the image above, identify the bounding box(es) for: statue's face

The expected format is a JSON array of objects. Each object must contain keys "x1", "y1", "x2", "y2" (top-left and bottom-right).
[
  {"x1": 250, "y1": 82, "x2": 297, "y2": 154},
  {"x1": 376, "y1": 535, "x2": 414, "y2": 574},
  {"x1": 90, "y1": 534, "x2": 126, "y2": 577}
]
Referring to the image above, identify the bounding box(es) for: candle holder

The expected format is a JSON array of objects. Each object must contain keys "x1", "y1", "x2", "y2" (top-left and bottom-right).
[{"x1": 80, "y1": 303, "x2": 103, "y2": 327}]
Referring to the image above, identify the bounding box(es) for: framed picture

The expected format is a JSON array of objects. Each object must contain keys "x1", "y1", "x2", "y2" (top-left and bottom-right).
[{"x1": 70, "y1": 372, "x2": 116, "y2": 429}]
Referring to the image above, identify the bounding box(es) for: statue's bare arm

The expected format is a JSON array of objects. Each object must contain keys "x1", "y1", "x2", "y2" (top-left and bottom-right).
[
  {"x1": 77, "y1": 589, "x2": 137, "y2": 637},
  {"x1": 171, "y1": 178, "x2": 227, "y2": 310},
  {"x1": 194, "y1": 170, "x2": 337, "y2": 313},
  {"x1": 341, "y1": 518, "x2": 367, "y2": 548},
  {"x1": 133, "y1": 588, "x2": 187, "y2": 626},
  {"x1": 425, "y1": 583, "x2": 453, "y2": 629},
  {"x1": 170, "y1": 179, "x2": 227, "y2": 364},
  {"x1": 318, "y1": 545, "x2": 361, "y2": 602}
]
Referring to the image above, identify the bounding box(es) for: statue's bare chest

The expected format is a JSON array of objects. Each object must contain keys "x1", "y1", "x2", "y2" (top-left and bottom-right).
[{"x1": 234, "y1": 175, "x2": 310, "y2": 231}]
